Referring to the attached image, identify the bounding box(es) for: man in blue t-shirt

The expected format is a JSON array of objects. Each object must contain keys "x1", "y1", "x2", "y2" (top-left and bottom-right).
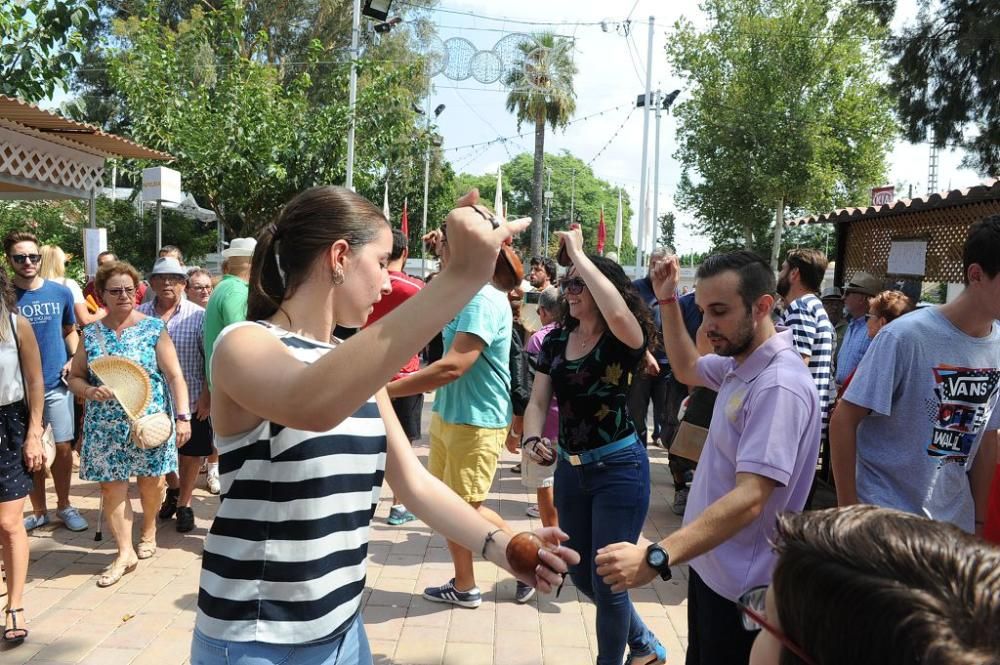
[
  {"x1": 388, "y1": 228, "x2": 516, "y2": 609},
  {"x1": 5, "y1": 231, "x2": 87, "y2": 532}
]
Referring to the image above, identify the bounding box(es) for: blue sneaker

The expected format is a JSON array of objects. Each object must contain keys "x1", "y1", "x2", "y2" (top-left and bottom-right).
[
  {"x1": 56, "y1": 506, "x2": 89, "y2": 532},
  {"x1": 627, "y1": 638, "x2": 667, "y2": 665},
  {"x1": 23, "y1": 513, "x2": 50, "y2": 531},
  {"x1": 386, "y1": 505, "x2": 416, "y2": 526},
  {"x1": 422, "y1": 578, "x2": 482, "y2": 608}
]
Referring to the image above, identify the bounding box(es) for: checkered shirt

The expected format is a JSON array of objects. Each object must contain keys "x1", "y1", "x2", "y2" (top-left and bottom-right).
[{"x1": 138, "y1": 298, "x2": 206, "y2": 405}]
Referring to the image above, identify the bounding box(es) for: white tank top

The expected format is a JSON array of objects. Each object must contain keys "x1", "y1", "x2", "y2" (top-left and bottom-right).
[{"x1": 0, "y1": 314, "x2": 25, "y2": 406}]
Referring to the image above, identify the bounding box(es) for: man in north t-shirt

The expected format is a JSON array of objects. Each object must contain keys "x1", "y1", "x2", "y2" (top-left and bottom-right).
[
  {"x1": 5, "y1": 231, "x2": 88, "y2": 532},
  {"x1": 365, "y1": 229, "x2": 425, "y2": 525},
  {"x1": 831, "y1": 216, "x2": 1000, "y2": 534}
]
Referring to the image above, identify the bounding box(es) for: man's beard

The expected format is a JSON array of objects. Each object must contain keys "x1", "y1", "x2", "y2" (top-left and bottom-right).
[
  {"x1": 776, "y1": 274, "x2": 791, "y2": 299},
  {"x1": 710, "y1": 314, "x2": 756, "y2": 357}
]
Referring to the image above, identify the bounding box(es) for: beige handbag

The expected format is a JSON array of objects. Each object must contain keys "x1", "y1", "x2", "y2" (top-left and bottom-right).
[
  {"x1": 90, "y1": 332, "x2": 173, "y2": 450},
  {"x1": 670, "y1": 420, "x2": 709, "y2": 463}
]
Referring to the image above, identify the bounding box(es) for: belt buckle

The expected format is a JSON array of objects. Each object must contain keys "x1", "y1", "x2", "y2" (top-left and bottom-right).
[{"x1": 568, "y1": 454, "x2": 582, "y2": 466}]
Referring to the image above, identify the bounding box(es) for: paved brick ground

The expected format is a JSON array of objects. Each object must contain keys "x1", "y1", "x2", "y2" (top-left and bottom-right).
[{"x1": 2, "y1": 405, "x2": 688, "y2": 664}]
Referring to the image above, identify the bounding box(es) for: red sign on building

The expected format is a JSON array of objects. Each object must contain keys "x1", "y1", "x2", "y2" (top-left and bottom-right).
[{"x1": 871, "y1": 185, "x2": 895, "y2": 207}]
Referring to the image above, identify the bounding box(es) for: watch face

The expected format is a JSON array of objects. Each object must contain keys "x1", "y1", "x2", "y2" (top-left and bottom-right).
[{"x1": 648, "y1": 549, "x2": 666, "y2": 568}]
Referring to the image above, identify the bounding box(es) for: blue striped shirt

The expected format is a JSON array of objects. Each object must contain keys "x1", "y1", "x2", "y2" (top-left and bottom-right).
[
  {"x1": 781, "y1": 294, "x2": 835, "y2": 437},
  {"x1": 835, "y1": 316, "x2": 872, "y2": 385},
  {"x1": 196, "y1": 322, "x2": 387, "y2": 645}
]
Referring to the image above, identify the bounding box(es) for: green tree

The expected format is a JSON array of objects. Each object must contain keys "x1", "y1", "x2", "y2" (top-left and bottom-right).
[
  {"x1": 657, "y1": 212, "x2": 677, "y2": 251},
  {"x1": 104, "y1": 3, "x2": 431, "y2": 239},
  {"x1": 668, "y1": 0, "x2": 897, "y2": 263},
  {"x1": 463, "y1": 152, "x2": 635, "y2": 262},
  {"x1": 887, "y1": 0, "x2": 1000, "y2": 173},
  {"x1": 0, "y1": 0, "x2": 96, "y2": 102},
  {"x1": 504, "y1": 33, "x2": 578, "y2": 257}
]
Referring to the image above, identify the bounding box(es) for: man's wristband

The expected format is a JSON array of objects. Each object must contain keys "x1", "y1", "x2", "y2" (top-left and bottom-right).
[
  {"x1": 508, "y1": 430, "x2": 522, "y2": 439},
  {"x1": 658, "y1": 292, "x2": 678, "y2": 306}
]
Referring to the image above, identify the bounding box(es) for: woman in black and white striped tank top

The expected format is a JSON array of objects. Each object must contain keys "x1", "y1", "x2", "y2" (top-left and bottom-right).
[{"x1": 191, "y1": 186, "x2": 578, "y2": 665}]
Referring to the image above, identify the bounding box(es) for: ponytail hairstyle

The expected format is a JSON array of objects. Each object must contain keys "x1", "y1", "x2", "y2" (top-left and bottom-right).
[
  {"x1": 560, "y1": 254, "x2": 658, "y2": 351},
  {"x1": 248, "y1": 185, "x2": 388, "y2": 321}
]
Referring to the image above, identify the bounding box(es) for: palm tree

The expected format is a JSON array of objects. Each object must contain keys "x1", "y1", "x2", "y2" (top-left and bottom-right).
[{"x1": 504, "y1": 33, "x2": 577, "y2": 256}]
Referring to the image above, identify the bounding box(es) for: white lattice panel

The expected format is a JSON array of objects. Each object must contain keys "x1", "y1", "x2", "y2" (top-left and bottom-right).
[{"x1": 0, "y1": 124, "x2": 105, "y2": 197}]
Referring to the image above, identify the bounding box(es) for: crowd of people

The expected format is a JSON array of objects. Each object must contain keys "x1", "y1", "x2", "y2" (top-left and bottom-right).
[{"x1": 0, "y1": 189, "x2": 997, "y2": 665}]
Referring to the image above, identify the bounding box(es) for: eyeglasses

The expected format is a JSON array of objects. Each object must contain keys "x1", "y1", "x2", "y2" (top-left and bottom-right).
[
  {"x1": 104, "y1": 287, "x2": 136, "y2": 299},
  {"x1": 560, "y1": 277, "x2": 586, "y2": 295},
  {"x1": 738, "y1": 587, "x2": 816, "y2": 665},
  {"x1": 188, "y1": 285, "x2": 212, "y2": 291},
  {"x1": 10, "y1": 254, "x2": 41, "y2": 265}
]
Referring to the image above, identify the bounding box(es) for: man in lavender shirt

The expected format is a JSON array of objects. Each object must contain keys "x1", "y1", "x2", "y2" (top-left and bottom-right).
[{"x1": 595, "y1": 251, "x2": 820, "y2": 665}]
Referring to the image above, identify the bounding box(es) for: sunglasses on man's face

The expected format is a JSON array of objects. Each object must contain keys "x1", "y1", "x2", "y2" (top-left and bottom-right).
[
  {"x1": 10, "y1": 254, "x2": 41, "y2": 265},
  {"x1": 738, "y1": 586, "x2": 816, "y2": 665},
  {"x1": 560, "y1": 277, "x2": 586, "y2": 295}
]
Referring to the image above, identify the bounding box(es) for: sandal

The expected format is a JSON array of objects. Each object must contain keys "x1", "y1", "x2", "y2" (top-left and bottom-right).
[
  {"x1": 97, "y1": 556, "x2": 138, "y2": 588},
  {"x1": 3, "y1": 607, "x2": 28, "y2": 644},
  {"x1": 627, "y1": 638, "x2": 667, "y2": 665},
  {"x1": 137, "y1": 538, "x2": 157, "y2": 560}
]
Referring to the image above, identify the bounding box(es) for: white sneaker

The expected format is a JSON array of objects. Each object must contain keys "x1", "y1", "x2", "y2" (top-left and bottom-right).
[
  {"x1": 525, "y1": 504, "x2": 540, "y2": 518},
  {"x1": 207, "y1": 470, "x2": 221, "y2": 495}
]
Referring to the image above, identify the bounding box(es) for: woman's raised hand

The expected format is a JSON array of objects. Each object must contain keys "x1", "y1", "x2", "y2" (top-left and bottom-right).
[
  {"x1": 650, "y1": 254, "x2": 680, "y2": 300},
  {"x1": 441, "y1": 189, "x2": 531, "y2": 285}
]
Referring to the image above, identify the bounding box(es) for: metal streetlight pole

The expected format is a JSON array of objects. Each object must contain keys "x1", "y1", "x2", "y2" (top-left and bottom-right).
[
  {"x1": 344, "y1": 0, "x2": 362, "y2": 190},
  {"x1": 635, "y1": 16, "x2": 655, "y2": 276},
  {"x1": 421, "y1": 98, "x2": 444, "y2": 278},
  {"x1": 652, "y1": 89, "x2": 662, "y2": 251}
]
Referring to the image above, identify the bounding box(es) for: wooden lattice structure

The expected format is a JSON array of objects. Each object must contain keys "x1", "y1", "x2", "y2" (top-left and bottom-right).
[
  {"x1": 0, "y1": 95, "x2": 171, "y2": 200},
  {"x1": 788, "y1": 179, "x2": 1000, "y2": 288}
]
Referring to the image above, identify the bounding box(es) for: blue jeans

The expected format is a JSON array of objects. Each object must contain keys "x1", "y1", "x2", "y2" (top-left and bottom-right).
[
  {"x1": 190, "y1": 616, "x2": 372, "y2": 665},
  {"x1": 554, "y1": 441, "x2": 658, "y2": 665}
]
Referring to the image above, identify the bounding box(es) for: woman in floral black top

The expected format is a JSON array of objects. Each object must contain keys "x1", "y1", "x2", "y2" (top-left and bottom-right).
[{"x1": 523, "y1": 227, "x2": 664, "y2": 665}]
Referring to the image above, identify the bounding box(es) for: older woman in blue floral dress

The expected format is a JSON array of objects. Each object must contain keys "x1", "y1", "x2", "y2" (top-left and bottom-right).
[{"x1": 67, "y1": 261, "x2": 190, "y2": 587}]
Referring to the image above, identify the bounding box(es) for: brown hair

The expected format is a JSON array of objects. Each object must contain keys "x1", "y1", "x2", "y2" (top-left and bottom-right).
[
  {"x1": 869, "y1": 290, "x2": 915, "y2": 324},
  {"x1": 772, "y1": 505, "x2": 1000, "y2": 665},
  {"x1": 248, "y1": 186, "x2": 387, "y2": 321},
  {"x1": 94, "y1": 261, "x2": 141, "y2": 295},
  {"x1": 785, "y1": 248, "x2": 829, "y2": 293},
  {"x1": 3, "y1": 231, "x2": 39, "y2": 256}
]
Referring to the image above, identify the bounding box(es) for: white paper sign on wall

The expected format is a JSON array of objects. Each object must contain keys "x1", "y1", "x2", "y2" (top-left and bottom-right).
[
  {"x1": 887, "y1": 239, "x2": 927, "y2": 276},
  {"x1": 82, "y1": 227, "x2": 107, "y2": 278}
]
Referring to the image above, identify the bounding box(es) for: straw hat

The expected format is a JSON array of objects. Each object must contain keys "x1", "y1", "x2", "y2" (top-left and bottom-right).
[{"x1": 89, "y1": 356, "x2": 152, "y2": 420}]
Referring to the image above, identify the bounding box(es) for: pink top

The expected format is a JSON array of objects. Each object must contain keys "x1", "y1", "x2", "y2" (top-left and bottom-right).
[{"x1": 526, "y1": 322, "x2": 560, "y2": 441}]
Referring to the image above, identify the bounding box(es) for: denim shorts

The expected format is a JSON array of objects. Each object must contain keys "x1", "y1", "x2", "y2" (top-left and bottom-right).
[
  {"x1": 190, "y1": 616, "x2": 372, "y2": 665},
  {"x1": 43, "y1": 385, "x2": 75, "y2": 443}
]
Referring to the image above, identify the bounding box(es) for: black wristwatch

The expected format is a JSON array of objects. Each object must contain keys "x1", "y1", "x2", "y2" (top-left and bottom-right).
[{"x1": 645, "y1": 543, "x2": 672, "y2": 581}]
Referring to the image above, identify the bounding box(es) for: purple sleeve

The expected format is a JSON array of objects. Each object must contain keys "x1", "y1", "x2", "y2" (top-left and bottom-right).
[
  {"x1": 735, "y1": 384, "x2": 815, "y2": 487},
  {"x1": 696, "y1": 354, "x2": 732, "y2": 391}
]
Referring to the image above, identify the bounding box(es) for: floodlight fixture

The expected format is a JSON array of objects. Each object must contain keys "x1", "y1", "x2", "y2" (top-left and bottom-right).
[
  {"x1": 662, "y1": 89, "x2": 681, "y2": 109},
  {"x1": 373, "y1": 17, "x2": 402, "y2": 33},
  {"x1": 433, "y1": 103, "x2": 446, "y2": 118},
  {"x1": 362, "y1": 0, "x2": 393, "y2": 21}
]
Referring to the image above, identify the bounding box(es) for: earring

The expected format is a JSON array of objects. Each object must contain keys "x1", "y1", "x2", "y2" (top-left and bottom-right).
[{"x1": 332, "y1": 268, "x2": 345, "y2": 286}]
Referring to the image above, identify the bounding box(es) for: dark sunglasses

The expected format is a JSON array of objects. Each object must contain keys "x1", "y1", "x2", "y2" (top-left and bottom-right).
[
  {"x1": 738, "y1": 587, "x2": 816, "y2": 665},
  {"x1": 10, "y1": 254, "x2": 41, "y2": 265},
  {"x1": 560, "y1": 277, "x2": 586, "y2": 295}
]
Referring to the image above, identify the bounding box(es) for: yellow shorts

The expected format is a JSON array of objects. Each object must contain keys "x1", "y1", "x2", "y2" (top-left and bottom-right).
[{"x1": 428, "y1": 413, "x2": 505, "y2": 503}]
